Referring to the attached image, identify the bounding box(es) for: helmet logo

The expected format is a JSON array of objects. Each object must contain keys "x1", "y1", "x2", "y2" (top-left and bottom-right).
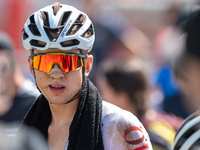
[{"x1": 61, "y1": 19, "x2": 73, "y2": 37}]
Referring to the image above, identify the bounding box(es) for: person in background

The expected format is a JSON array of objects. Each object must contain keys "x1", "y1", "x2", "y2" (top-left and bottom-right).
[
  {"x1": 95, "y1": 56, "x2": 183, "y2": 150},
  {"x1": 0, "y1": 31, "x2": 40, "y2": 134},
  {"x1": 171, "y1": 9, "x2": 200, "y2": 117},
  {"x1": 171, "y1": 8, "x2": 200, "y2": 150},
  {"x1": 151, "y1": 3, "x2": 193, "y2": 119},
  {"x1": 18, "y1": 2, "x2": 153, "y2": 150}
]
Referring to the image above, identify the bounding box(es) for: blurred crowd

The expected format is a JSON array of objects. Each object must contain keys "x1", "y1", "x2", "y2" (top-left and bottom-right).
[
  {"x1": 86, "y1": 0, "x2": 200, "y2": 149},
  {"x1": 1, "y1": 0, "x2": 200, "y2": 149}
]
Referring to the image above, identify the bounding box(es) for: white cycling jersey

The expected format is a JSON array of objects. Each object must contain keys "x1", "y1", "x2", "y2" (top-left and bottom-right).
[
  {"x1": 65, "y1": 101, "x2": 152, "y2": 150},
  {"x1": 102, "y1": 101, "x2": 152, "y2": 150}
]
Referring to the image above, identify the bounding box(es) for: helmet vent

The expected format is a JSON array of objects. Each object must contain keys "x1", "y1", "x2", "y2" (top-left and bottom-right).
[
  {"x1": 29, "y1": 14, "x2": 36, "y2": 24},
  {"x1": 60, "y1": 11, "x2": 72, "y2": 26},
  {"x1": 75, "y1": 14, "x2": 86, "y2": 24},
  {"x1": 22, "y1": 31, "x2": 29, "y2": 40},
  {"x1": 82, "y1": 24, "x2": 94, "y2": 38},
  {"x1": 28, "y1": 24, "x2": 41, "y2": 36},
  {"x1": 66, "y1": 14, "x2": 86, "y2": 36},
  {"x1": 30, "y1": 40, "x2": 46, "y2": 48},
  {"x1": 28, "y1": 14, "x2": 41, "y2": 36},
  {"x1": 44, "y1": 27, "x2": 63, "y2": 41},
  {"x1": 41, "y1": 11, "x2": 50, "y2": 27},
  {"x1": 60, "y1": 39, "x2": 80, "y2": 47}
]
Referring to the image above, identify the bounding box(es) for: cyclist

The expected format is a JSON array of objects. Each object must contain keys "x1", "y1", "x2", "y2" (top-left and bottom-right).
[{"x1": 19, "y1": 2, "x2": 152, "y2": 150}]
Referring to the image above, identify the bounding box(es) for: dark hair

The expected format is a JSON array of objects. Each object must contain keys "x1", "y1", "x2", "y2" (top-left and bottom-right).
[
  {"x1": 172, "y1": 10, "x2": 200, "y2": 80},
  {"x1": 179, "y1": 10, "x2": 200, "y2": 60},
  {"x1": 96, "y1": 57, "x2": 148, "y2": 119}
]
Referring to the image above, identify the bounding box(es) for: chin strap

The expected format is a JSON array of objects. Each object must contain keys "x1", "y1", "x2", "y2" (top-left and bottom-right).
[
  {"x1": 30, "y1": 50, "x2": 42, "y2": 93},
  {"x1": 33, "y1": 68, "x2": 42, "y2": 93}
]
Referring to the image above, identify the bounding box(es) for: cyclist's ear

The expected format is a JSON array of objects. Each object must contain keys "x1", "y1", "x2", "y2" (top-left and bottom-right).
[{"x1": 84, "y1": 55, "x2": 93, "y2": 77}]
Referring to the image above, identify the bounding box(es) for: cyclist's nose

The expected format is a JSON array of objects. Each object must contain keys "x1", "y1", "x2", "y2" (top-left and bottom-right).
[{"x1": 49, "y1": 64, "x2": 64, "y2": 78}]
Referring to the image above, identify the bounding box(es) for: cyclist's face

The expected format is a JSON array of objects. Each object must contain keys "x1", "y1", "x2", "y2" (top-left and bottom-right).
[
  {"x1": 177, "y1": 56, "x2": 200, "y2": 112},
  {"x1": 28, "y1": 48, "x2": 93, "y2": 104}
]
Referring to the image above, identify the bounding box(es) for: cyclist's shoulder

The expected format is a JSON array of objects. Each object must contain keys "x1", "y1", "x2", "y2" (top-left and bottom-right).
[
  {"x1": 102, "y1": 101, "x2": 148, "y2": 131},
  {"x1": 102, "y1": 101, "x2": 138, "y2": 124},
  {"x1": 101, "y1": 101, "x2": 152, "y2": 150}
]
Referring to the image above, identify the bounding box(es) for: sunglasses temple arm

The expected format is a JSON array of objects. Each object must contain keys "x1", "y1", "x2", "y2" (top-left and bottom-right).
[
  {"x1": 80, "y1": 50, "x2": 86, "y2": 92},
  {"x1": 79, "y1": 54, "x2": 88, "y2": 58}
]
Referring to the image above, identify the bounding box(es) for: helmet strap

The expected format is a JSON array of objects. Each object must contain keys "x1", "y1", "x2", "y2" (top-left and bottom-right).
[
  {"x1": 65, "y1": 50, "x2": 85, "y2": 104},
  {"x1": 32, "y1": 67, "x2": 42, "y2": 93},
  {"x1": 30, "y1": 49, "x2": 42, "y2": 93}
]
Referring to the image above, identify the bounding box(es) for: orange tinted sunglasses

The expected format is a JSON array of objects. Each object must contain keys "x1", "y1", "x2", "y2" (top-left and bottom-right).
[{"x1": 30, "y1": 53, "x2": 85, "y2": 73}]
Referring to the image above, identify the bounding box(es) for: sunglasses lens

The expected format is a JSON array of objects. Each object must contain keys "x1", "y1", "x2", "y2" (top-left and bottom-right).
[{"x1": 32, "y1": 54, "x2": 83, "y2": 73}]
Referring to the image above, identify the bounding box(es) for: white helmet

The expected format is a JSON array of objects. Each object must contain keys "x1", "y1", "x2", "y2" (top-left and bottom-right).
[
  {"x1": 172, "y1": 111, "x2": 200, "y2": 150},
  {"x1": 22, "y1": 3, "x2": 94, "y2": 52}
]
